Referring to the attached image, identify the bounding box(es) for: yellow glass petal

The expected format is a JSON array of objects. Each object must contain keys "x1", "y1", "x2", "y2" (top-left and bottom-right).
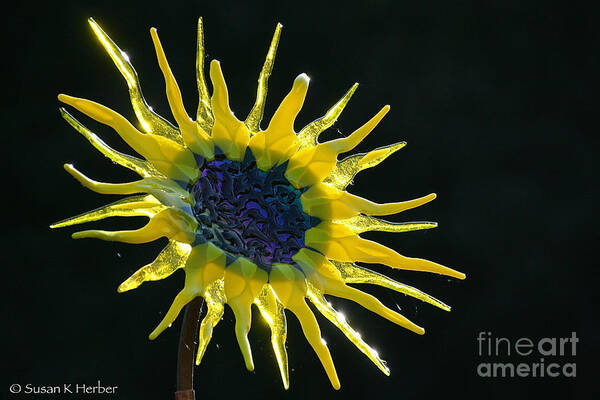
[
  {"x1": 266, "y1": 73, "x2": 309, "y2": 134},
  {"x1": 302, "y1": 183, "x2": 437, "y2": 220},
  {"x1": 323, "y1": 279, "x2": 425, "y2": 335},
  {"x1": 306, "y1": 283, "x2": 389, "y2": 375},
  {"x1": 229, "y1": 296, "x2": 255, "y2": 371},
  {"x1": 150, "y1": 27, "x2": 213, "y2": 158},
  {"x1": 331, "y1": 261, "x2": 451, "y2": 311},
  {"x1": 50, "y1": 194, "x2": 164, "y2": 229},
  {"x1": 296, "y1": 83, "x2": 358, "y2": 149},
  {"x1": 62, "y1": 164, "x2": 152, "y2": 195},
  {"x1": 58, "y1": 94, "x2": 199, "y2": 182},
  {"x1": 88, "y1": 18, "x2": 183, "y2": 145},
  {"x1": 59, "y1": 108, "x2": 162, "y2": 178},
  {"x1": 285, "y1": 106, "x2": 389, "y2": 188},
  {"x1": 245, "y1": 23, "x2": 282, "y2": 134},
  {"x1": 286, "y1": 295, "x2": 340, "y2": 390},
  {"x1": 255, "y1": 285, "x2": 289, "y2": 389},
  {"x1": 323, "y1": 105, "x2": 390, "y2": 154},
  {"x1": 61, "y1": 164, "x2": 192, "y2": 211},
  {"x1": 196, "y1": 279, "x2": 226, "y2": 364},
  {"x1": 249, "y1": 74, "x2": 308, "y2": 170},
  {"x1": 324, "y1": 141, "x2": 406, "y2": 190},
  {"x1": 224, "y1": 258, "x2": 268, "y2": 371},
  {"x1": 149, "y1": 288, "x2": 198, "y2": 340},
  {"x1": 151, "y1": 244, "x2": 226, "y2": 342},
  {"x1": 195, "y1": 17, "x2": 214, "y2": 134},
  {"x1": 72, "y1": 208, "x2": 197, "y2": 245},
  {"x1": 118, "y1": 240, "x2": 192, "y2": 293},
  {"x1": 306, "y1": 222, "x2": 466, "y2": 279},
  {"x1": 333, "y1": 214, "x2": 438, "y2": 234},
  {"x1": 209, "y1": 60, "x2": 250, "y2": 160},
  {"x1": 268, "y1": 265, "x2": 340, "y2": 389}
]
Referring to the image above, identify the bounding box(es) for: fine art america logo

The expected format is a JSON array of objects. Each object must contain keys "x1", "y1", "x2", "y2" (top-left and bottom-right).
[{"x1": 476, "y1": 331, "x2": 578, "y2": 378}]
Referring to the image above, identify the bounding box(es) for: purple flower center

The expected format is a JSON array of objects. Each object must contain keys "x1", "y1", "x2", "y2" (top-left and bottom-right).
[{"x1": 190, "y1": 151, "x2": 314, "y2": 271}]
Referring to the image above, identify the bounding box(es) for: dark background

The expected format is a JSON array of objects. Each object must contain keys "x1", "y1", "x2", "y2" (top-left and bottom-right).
[{"x1": 5, "y1": 1, "x2": 596, "y2": 399}]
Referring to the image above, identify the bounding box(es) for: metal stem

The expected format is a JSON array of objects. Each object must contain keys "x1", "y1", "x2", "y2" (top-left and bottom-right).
[{"x1": 174, "y1": 296, "x2": 203, "y2": 400}]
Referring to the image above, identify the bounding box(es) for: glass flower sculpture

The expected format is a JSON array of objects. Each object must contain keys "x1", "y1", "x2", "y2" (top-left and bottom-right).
[{"x1": 52, "y1": 18, "x2": 466, "y2": 389}]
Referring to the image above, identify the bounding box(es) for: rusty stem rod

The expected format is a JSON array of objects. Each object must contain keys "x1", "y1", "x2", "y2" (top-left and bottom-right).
[{"x1": 175, "y1": 296, "x2": 204, "y2": 400}]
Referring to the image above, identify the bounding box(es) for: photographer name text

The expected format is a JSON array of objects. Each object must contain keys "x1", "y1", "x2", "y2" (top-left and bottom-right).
[{"x1": 9, "y1": 381, "x2": 118, "y2": 395}]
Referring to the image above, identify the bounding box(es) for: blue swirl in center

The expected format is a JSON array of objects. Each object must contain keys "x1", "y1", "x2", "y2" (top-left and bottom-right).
[{"x1": 190, "y1": 150, "x2": 315, "y2": 271}]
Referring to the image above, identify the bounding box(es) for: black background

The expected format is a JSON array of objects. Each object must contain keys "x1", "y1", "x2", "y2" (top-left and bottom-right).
[{"x1": 5, "y1": 1, "x2": 596, "y2": 399}]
